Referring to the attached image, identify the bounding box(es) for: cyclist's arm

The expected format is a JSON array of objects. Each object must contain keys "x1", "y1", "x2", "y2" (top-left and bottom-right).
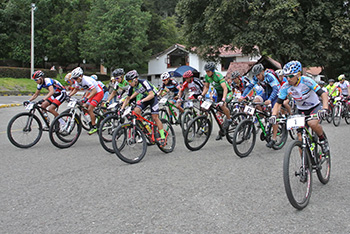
[
  {"x1": 121, "y1": 96, "x2": 130, "y2": 109},
  {"x1": 68, "y1": 88, "x2": 78, "y2": 97},
  {"x1": 141, "y1": 90, "x2": 155, "y2": 103},
  {"x1": 319, "y1": 91, "x2": 329, "y2": 110},
  {"x1": 201, "y1": 82, "x2": 210, "y2": 97},
  {"x1": 106, "y1": 89, "x2": 117, "y2": 103},
  {"x1": 29, "y1": 89, "x2": 40, "y2": 102}
]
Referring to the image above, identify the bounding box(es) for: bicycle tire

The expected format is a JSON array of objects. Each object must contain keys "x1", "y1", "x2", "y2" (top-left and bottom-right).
[
  {"x1": 184, "y1": 115, "x2": 212, "y2": 151},
  {"x1": 159, "y1": 108, "x2": 170, "y2": 122},
  {"x1": 112, "y1": 123, "x2": 147, "y2": 164},
  {"x1": 325, "y1": 105, "x2": 333, "y2": 123},
  {"x1": 98, "y1": 115, "x2": 121, "y2": 153},
  {"x1": 181, "y1": 109, "x2": 195, "y2": 136},
  {"x1": 156, "y1": 118, "x2": 176, "y2": 153},
  {"x1": 7, "y1": 112, "x2": 43, "y2": 148},
  {"x1": 344, "y1": 106, "x2": 350, "y2": 124},
  {"x1": 226, "y1": 112, "x2": 247, "y2": 144},
  {"x1": 232, "y1": 119, "x2": 256, "y2": 158},
  {"x1": 283, "y1": 140, "x2": 312, "y2": 210},
  {"x1": 332, "y1": 105, "x2": 341, "y2": 126},
  {"x1": 272, "y1": 123, "x2": 288, "y2": 150},
  {"x1": 288, "y1": 129, "x2": 298, "y2": 140},
  {"x1": 314, "y1": 135, "x2": 331, "y2": 184},
  {"x1": 49, "y1": 113, "x2": 82, "y2": 149}
]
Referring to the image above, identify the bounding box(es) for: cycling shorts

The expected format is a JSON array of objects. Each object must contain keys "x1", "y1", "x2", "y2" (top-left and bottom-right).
[
  {"x1": 48, "y1": 91, "x2": 67, "y2": 107},
  {"x1": 138, "y1": 97, "x2": 159, "y2": 114},
  {"x1": 87, "y1": 91, "x2": 104, "y2": 107}
]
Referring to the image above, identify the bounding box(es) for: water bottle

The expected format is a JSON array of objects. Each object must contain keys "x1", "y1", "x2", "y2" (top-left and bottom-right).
[
  {"x1": 84, "y1": 113, "x2": 91, "y2": 122},
  {"x1": 43, "y1": 112, "x2": 50, "y2": 123},
  {"x1": 216, "y1": 112, "x2": 224, "y2": 125},
  {"x1": 145, "y1": 124, "x2": 152, "y2": 134}
]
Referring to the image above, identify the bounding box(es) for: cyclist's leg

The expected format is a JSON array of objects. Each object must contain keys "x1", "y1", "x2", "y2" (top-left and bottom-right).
[{"x1": 49, "y1": 92, "x2": 66, "y2": 117}]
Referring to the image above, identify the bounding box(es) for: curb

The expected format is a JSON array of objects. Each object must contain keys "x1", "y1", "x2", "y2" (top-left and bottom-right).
[{"x1": 0, "y1": 103, "x2": 22, "y2": 108}]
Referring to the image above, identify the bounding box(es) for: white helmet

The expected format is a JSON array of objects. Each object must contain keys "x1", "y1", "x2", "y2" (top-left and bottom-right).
[
  {"x1": 91, "y1": 74, "x2": 98, "y2": 80},
  {"x1": 64, "y1": 73, "x2": 72, "y2": 82},
  {"x1": 275, "y1": 69, "x2": 284, "y2": 77},
  {"x1": 71, "y1": 67, "x2": 83, "y2": 79},
  {"x1": 161, "y1": 72, "x2": 170, "y2": 81}
]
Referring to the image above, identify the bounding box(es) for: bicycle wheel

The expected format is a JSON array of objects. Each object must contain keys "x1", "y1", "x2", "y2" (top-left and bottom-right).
[
  {"x1": 332, "y1": 105, "x2": 341, "y2": 126},
  {"x1": 232, "y1": 119, "x2": 256, "y2": 158},
  {"x1": 7, "y1": 112, "x2": 43, "y2": 148},
  {"x1": 112, "y1": 123, "x2": 147, "y2": 164},
  {"x1": 49, "y1": 113, "x2": 82, "y2": 149},
  {"x1": 344, "y1": 106, "x2": 350, "y2": 124},
  {"x1": 181, "y1": 109, "x2": 195, "y2": 136},
  {"x1": 159, "y1": 108, "x2": 170, "y2": 122},
  {"x1": 288, "y1": 129, "x2": 298, "y2": 140},
  {"x1": 283, "y1": 140, "x2": 312, "y2": 210},
  {"x1": 156, "y1": 119, "x2": 176, "y2": 153},
  {"x1": 325, "y1": 105, "x2": 333, "y2": 123},
  {"x1": 272, "y1": 123, "x2": 288, "y2": 150},
  {"x1": 226, "y1": 112, "x2": 247, "y2": 144},
  {"x1": 98, "y1": 115, "x2": 121, "y2": 153},
  {"x1": 314, "y1": 136, "x2": 331, "y2": 184},
  {"x1": 184, "y1": 115, "x2": 212, "y2": 151}
]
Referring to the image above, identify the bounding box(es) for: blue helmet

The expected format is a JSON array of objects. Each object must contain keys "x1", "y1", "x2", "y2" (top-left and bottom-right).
[{"x1": 283, "y1": 61, "x2": 302, "y2": 74}]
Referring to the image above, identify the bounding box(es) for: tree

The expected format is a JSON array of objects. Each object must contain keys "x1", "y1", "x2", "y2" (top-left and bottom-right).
[
  {"x1": 79, "y1": 0, "x2": 151, "y2": 73},
  {"x1": 176, "y1": 0, "x2": 350, "y2": 78}
]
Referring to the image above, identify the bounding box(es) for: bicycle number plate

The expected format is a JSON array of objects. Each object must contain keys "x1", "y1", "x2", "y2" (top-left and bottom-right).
[
  {"x1": 244, "y1": 105, "x2": 255, "y2": 115},
  {"x1": 287, "y1": 116, "x2": 305, "y2": 130},
  {"x1": 201, "y1": 101, "x2": 212, "y2": 110},
  {"x1": 184, "y1": 101, "x2": 193, "y2": 108},
  {"x1": 107, "y1": 102, "x2": 118, "y2": 109},
  {"x1": 123, "y1": 106, "x2": 132, "y2": 117},
  {"x1": 159, "y1": 97, "x2": 168, "y2": 104},
  {"x1": 334, "y1": 97, "x2": 342, "y2": 101},
  {"x1": 25, "y1": 103, "x2": 34, "y2": 110},
  {"x1": 68, "y1": 100, "x2": 76, "y2": 108}
]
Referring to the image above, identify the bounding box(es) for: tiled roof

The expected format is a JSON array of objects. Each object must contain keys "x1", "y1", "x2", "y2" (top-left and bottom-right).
[{"x1": 226, "y1": 62, "x2": 256, "y2": 77}]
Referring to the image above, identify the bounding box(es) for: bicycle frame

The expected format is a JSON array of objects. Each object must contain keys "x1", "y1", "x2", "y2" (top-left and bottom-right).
[{"x1": 25, "y1": 103, "x2": 50, "y2": 131}]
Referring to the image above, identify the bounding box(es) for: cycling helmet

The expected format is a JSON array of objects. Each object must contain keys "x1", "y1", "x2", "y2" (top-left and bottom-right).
[
  {"x1": 338, "y1": 74, "x2": 345, "y2": 81},
  {"x1": 32, "y1": 70, "x2": 45, "y2": 80},
  {"x1": 231, "y1": 71, "x2": 240, "y2": 79},
  {"x1": 251, "y1": 63, "x2": 264, "y2": 76},
  {"x1": 91, "y1": 74, "x2": 98, "y2": 80},
  {"x1": 112, "y1": 68, "x2": 125, "y2": 78},
  {"x1": 71, "y1": 67, "x2": 83, "y2": 79},
  {"x1": 318, "y1": 80, "x2": 325, "y2": 86},
  {"x1": 329, "y1": 79, "x2": 335, "y2": 83},
  {"x1": 283, "y1": 60, "x2": 302, "y2": 75},
  {"x1": 183, "y1": 70, "x2": 193, "y2": 78},
  {"x1": 161, "y1": 72, "x2": 170, "y2": 81},
  {"x1": 275, "y1": 69, "x2": 284, "y2": 77},
  {"x1": 204, "y1": 62, "x2": 216, "y2": 71},
  {"x1": 64, "y1": 73, "x2": 72, "y2": 82},
  {"x1": 125, "y1": 70, "x2": 139, "y2": 80}
]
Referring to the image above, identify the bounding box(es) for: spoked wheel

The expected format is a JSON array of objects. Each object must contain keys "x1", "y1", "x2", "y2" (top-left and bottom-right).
[
  {"x1": 181, "y1": 109, "x2": 195, "y2": 136},
  {"x1": 288, "y1": 129, "x2": 298, "y2": 140},
  {"x1": 232, "y1": 119, "x2": 256, "y2": 158},
  {"x1": 283, "y1": 140, "x2": 312, "y2": 210},
  {"x1": 344, "y1": 106, "x2": 350, "y2": 125},
  {"x1": 226, "y1": 112, "x2": 247, "y2": 144},
  {"x1": 314, "y1": 135, "x2": 331, "y2": 184},
  {"x1": 325, "y1": 105, "x2": 333, "y2": 123},
  {"x1": 156, "y1": 119, "x2": 176, "y2": 153},
  {"x1": 332, "y1": 105, "x2": 341, "y2": 126},
  {"x1": 7, "y1": 112, "x2": 43, "y2": 148},
  {"x1": 49, "y1": 113, "x2": 82, "y2": 149},
  {"x1": 272, "y1": 123, "x2": 288, "y2": 150},
  {"x1": 159, "y1": 108, "x2": 170, "y2": 122},
  {"x1": 98, "y1": 115, "x2": 121, "y2": 153},
  {"x1": 112, "y1": 124, "x2": 147, "y2": 164},
  {"x1": 184, "y1": 116, "x2": 212, "y2": 151}
]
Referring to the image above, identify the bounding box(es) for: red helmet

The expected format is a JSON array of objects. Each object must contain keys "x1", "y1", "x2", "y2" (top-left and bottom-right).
[
  {"x1": 183, "y1": 70, "x2": 193, "y2": 78},
  {"x1": 32, "y1": 70, "x2": 45, "y2": 80}
]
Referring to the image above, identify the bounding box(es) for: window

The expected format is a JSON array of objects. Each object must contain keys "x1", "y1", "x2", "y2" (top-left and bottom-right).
[
  {"x1": 221, "y1": 57, "x2": 236, "y2": 71},
  {"x1": 167, "y1": 49, "x2": 189, "y2": 68}
]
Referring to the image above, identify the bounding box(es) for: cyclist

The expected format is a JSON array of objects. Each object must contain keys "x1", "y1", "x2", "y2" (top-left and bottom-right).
[
  {"x1": 270, "y1": 60, "x2": 329, "y2": 154},
  {"x1": 120, "y1": 70, "x2": 167, "y2": 146},
  {"x1": 231, "y1": 71, "x2": 251, "y2": 97},
  {"x1": 91, "y1": 74, "x2": 109, "y2": 102},
  {"x1": 326, "y1": 79, "x2": 340, "y2": 98},
  {"x1": 24, "y1": 70, "x2": 67, "y2": 128},
  {"x1": 335, "y1": 74, "x2": 350, "y2": 98},
  {"x1": 157, "y1": 72, "x2": 181, "y2": 122},
  {"x1": 68, "y1": 67, "x2": 104, "y2": 135},
  {"x1": 176, "y1": 70, "x2": 204, "y2": 115},
  {"x1": 239, "y1": 63, "x2": 281, "y2": 147},
  {"x1": 201, "y1": 62, "x2": 233, "y2": 140},
  {"x1": 105, "y1": 68, "x2": 129, "y2": 104}
]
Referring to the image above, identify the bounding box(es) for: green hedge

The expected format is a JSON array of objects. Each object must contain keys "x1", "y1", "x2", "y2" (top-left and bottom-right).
[{"x1": 0, "y1": 66, "x2": 57, "y2": 79}]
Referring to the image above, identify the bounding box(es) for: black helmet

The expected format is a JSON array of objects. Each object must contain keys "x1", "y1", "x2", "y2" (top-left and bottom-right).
[
  {"x1": 32, "y1": 70, "x2": 45, "y2": 80},
  {"x1": 251, "y1": 63, "x2": 264, "y2": 76},
  {"x1": 231, "y1": 71, "x2": 240, "y2": 79},
  {"x1": 204, "y1": 62, "x2": 216, "y2": 71},
  {"x1": 112, "y1": 68, "x2": 125, "y2": 78},
  {"x1": 125, "y1": 70, "x2": 139, "y2": 80}
]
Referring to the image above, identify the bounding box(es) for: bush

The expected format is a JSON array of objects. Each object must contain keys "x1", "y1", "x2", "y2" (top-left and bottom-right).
[{"x1": 0, "y1": 66, "x2": 57, "y2": 79}]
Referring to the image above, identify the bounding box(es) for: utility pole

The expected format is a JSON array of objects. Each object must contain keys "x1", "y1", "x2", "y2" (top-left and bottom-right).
[{"x1": 30, "y1": 3, "x2": 36, "y2": 78}]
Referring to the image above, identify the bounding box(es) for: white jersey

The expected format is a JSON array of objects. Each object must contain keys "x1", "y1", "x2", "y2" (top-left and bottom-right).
[
  {"x1": 336, "y1": 81, "x2": 350, "y2": 95},
  {"x1": 75, "y1": 75, "x2": 103, "y2": 93}
]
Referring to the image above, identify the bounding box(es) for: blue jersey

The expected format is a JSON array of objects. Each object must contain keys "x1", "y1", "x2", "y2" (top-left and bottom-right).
[
  {"x1": 160, "y1": 79, "x2": 180, "y2": 95},
  {"x1": 243, "y1": 73, "x2": 280, "y2": 102},
  {"x1": 37, "y1": 78, "x2": 65, "y2": 94},
  {"x1": 127, "y1": 79, "x2": 157, "y2": 99},
  {"x1": 278, "y1": 76, "x2": 321, "y2": 110}
]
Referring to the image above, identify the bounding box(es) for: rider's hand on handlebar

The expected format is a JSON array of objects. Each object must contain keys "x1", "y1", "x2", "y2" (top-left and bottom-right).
[
  {"x1": 23, "y1": 100, "x2": 30, "y2": 106},
  {"x1": 317, "y1": 108, "x2": 327, "y2": 119},
  {"x1": 197, "y1": 95, "x2": 203, "y2": 101}
]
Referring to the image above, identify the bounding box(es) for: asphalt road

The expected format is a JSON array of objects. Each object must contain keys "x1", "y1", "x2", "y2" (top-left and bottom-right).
[{"x1": 0, "y1": 96, "x2": 349, "y2": 233}]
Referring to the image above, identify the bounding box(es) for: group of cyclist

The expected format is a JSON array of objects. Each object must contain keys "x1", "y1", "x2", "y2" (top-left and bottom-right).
[{"x1": 25, "y1": 59, "x2": 350, "y2": 156}]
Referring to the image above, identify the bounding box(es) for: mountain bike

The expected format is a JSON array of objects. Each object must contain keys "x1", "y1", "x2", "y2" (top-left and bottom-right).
[
  {"x1": 283, "y1": 114, "x2": 331, "y2": 210},
  {"x1": 232, "y1": 102, "x2": 288, "y2": 158},
  {"x1": 7, "y1": 101, "x2": 52, "y2": 148},
  {"x1": 158, "y1": 95, "x2": 182, "y2": 125},
  {"x1": 112, "y1": 105, "x2": 176, "y2": 164},
  {"x1": 332, "y1": 96, "x2": 350, "y2": 126},
  {"x1": 183, "y1": 99, "x2": 245, "y2": 151}
]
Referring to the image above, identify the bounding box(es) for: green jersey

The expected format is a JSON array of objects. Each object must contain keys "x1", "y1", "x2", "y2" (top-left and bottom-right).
[{"x1": 204, "y1": 71, "x2": 231, "y2": 93}]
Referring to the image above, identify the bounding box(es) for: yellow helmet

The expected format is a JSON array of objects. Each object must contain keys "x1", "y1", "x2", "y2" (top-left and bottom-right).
[{"x1": 338, "y1": 74, "x2": 345, "y2": 81}]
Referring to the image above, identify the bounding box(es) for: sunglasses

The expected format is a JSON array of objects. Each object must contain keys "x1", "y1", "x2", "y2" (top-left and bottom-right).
[
  {"x1": 127, "y1": 79, "x2": 133, "y2": 83},
  {"x1": 34, "y1": 78, "x2": 40, "y2": 81},
  {"x1": 286, "y1": 73, "x2": 298, "y2": 79}
]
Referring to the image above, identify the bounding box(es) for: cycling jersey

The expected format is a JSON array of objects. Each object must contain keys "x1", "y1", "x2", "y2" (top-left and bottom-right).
[
  {"x1": 326, "y1": 84, "x2": 340, "y2": 97},
  {"x1": 204, "y1": 71, "x2": 231, "y2": 94},
  {"x1": 37, "y1": 78, "x2": 65, "y2": 94},
  {"x1": 277, "y1": 76, "x2": 323, "y2": 110},
  {"x1": 232, "y1": 76, "x2": 251, "y2": 93},
  {"x1": 160, "y1": 79, "x2": 180, "y2": 95},
  {"x1": 127, "y1": 79, "x2": 157, "y2": 98},
  {"x1": 181, "y1": 78, "x2": 204, "y2": 96},
  {"x1": 75, "y1": 75, "x2": 104, "y2": 93},
  {"x1": 336, "y1": 81, "x2": 350, "y2": 96},
  {"x1": 243, "y1": 73, "x2": 280, "y2": 103}
]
